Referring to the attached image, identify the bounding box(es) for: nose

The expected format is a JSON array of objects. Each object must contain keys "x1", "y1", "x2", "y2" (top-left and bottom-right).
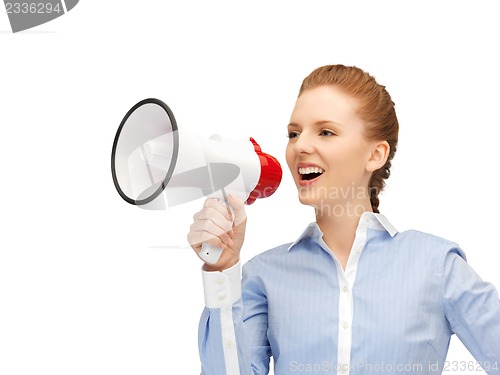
[{"x1": 293, "y1": 132, "x2": 315, "y2": 154}]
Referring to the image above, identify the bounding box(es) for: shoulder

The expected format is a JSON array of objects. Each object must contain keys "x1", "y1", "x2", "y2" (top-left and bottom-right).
[{"x1": 394, "y1": 228, "x2": 466, "y2": 261}]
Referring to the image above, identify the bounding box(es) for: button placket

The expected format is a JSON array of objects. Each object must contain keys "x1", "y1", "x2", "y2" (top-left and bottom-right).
[
  {"x1": 336, "y1": 269, "x2": 353, "y2": 375},
  {"x1": 335, "y1": 215, "x2": 371, "y2": 375}
]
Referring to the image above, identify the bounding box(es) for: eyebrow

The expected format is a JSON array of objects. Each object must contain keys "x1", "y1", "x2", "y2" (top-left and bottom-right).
[{"x1": 287, "y1": 120, "x2": 344, "y2": 128}]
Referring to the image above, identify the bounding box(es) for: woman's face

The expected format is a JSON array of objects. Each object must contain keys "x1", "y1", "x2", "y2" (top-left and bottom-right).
[{"x1": 286, "y1": 85, "x2": 377, "y2": 209}]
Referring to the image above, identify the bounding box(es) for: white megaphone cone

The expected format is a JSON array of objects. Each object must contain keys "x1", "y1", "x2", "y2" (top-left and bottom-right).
[{"x1": 111, "y1": 98, "x2": 282, "y2": 264}]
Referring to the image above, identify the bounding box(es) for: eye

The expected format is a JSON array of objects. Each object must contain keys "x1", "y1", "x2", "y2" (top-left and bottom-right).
[
  {"x1": 320, "y1": 129, "x2": 336, "y2": 137},
  {"x1": 287, "y1": 131, "x2": 300, "y2": 139}
]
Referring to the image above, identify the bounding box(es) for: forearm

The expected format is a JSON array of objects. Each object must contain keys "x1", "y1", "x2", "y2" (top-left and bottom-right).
[{"x1": 198, "y1": 261, "x2": 253, "y2": 375}]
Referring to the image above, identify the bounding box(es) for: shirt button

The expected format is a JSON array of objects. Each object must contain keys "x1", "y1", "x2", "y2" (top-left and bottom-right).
[
  {"x1": 218, "y1": 294, "x2": 227, "y2": 301},
  {"x1": 216, "y1": 278, "x2": 225, "y2": 286},
  {"x1": 225, "y1": 340, "x2": 234, "y2": 349},
  {"x1": 342, "y1": 286, "x2": 349, "y2": 293},
  {"x1": 342, "y1": 321, "x2": 350, "y2": 330}
]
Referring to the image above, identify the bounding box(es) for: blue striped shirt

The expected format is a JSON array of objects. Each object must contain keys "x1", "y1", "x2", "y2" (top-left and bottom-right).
[{"x1": 199, "y1": 211, "x2": 500, "y2": 374}]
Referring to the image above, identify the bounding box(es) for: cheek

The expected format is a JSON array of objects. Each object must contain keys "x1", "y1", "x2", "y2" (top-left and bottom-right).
[{"x1": 326, "y1": 143, "x2": 366, "y2": 176}]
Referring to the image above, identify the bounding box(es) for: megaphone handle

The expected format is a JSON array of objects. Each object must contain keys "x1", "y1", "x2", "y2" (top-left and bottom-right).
[
  {"x1": 199, "y1": 242, "x2": 225, "y2": 265},
  {"x1": 198, "y1": 188, "x2": 235, "y2": 265}
]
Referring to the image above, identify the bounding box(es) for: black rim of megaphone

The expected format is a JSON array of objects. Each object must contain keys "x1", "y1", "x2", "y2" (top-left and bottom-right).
[{"x1": 111, "y1": 98, "x2": 179, "y2": 206}]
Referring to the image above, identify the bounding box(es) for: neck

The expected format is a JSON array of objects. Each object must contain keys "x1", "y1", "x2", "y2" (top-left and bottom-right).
[{"x1": 315, "y1": 198, "x2": 373, "y2": 269}]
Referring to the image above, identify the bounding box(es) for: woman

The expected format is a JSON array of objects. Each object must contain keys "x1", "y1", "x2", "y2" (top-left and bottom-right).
[{"x1": 187, "y1": 65, "x2": 500, "y2": 374}]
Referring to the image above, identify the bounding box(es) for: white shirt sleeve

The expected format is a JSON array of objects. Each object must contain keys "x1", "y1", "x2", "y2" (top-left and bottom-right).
[
  {"x1": 202, "y1": 261, "x2": 242, "y2": 308},
  {"x1": 198, "y1": 260, "x2": 271, "y2": 375},
  {"x1": 200, "y1": 261, "x2": 243, "y2": 375}
]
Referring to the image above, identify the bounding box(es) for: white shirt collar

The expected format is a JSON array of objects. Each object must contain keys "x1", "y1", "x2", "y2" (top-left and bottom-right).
[{"x1": 287, "y1": 211, "x2": 398, "y2": 251}]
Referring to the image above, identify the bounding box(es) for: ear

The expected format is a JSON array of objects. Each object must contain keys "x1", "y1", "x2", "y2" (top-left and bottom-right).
[{"x1": 366, "y1": 141, "x2": 390, "y2": 173}]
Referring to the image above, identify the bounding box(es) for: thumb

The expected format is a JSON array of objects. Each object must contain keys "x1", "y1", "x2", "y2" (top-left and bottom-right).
[{"x1": 227, "y1": 194, "x2": 247, "y2": 227}]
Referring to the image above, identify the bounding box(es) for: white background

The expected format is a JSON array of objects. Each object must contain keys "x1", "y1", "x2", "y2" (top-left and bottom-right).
[{"x1": 1, "y1": 1, "x2": 499, "y2": 374}]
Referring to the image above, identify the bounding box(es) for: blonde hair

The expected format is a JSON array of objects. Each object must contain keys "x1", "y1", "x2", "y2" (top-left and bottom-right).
[{"x1": 299, "y1": 64, "x2": 399, "y2": 213}]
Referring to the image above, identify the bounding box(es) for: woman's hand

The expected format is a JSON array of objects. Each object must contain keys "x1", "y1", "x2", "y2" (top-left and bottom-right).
[{"x1": 187, "y1": 195, "x2": 247, "y2": 272}]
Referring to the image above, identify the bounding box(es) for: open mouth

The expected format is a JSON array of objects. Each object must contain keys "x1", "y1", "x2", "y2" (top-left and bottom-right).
[{"x1": 299, "y1": 167, "x2": 324, "y2": 182}]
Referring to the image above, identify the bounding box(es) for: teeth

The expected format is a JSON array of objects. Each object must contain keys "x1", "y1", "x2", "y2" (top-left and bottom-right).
[{"x1": 299, "y1": 167, "x2": 324, "y2": 175}]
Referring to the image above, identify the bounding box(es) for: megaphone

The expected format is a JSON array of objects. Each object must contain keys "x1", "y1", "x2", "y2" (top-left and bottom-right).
[{"x1": 111, "y1": 98, "x2": 282, "y2": 264}]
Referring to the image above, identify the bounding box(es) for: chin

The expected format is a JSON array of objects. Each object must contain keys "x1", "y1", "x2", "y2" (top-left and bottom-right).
[{"x1": 297, "y1": 191, "x2": 326, "y2": 208}]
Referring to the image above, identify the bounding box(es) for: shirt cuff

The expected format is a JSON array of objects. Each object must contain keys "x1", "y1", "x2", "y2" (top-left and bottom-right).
[{"x1": 201, "y1": 261, "x2": 242, "y2": 308}]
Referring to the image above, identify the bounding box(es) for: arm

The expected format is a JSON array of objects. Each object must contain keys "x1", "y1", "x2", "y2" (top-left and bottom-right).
[
  {"x1": 198, "y1": 260, "x2": 271, "y2": 375},
  {"x1": 443, "y1": 246, "x2": 500, "y2": 373},
  {"x1": 188, "y1": 197, "x2": 271, "y2": 374}
]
